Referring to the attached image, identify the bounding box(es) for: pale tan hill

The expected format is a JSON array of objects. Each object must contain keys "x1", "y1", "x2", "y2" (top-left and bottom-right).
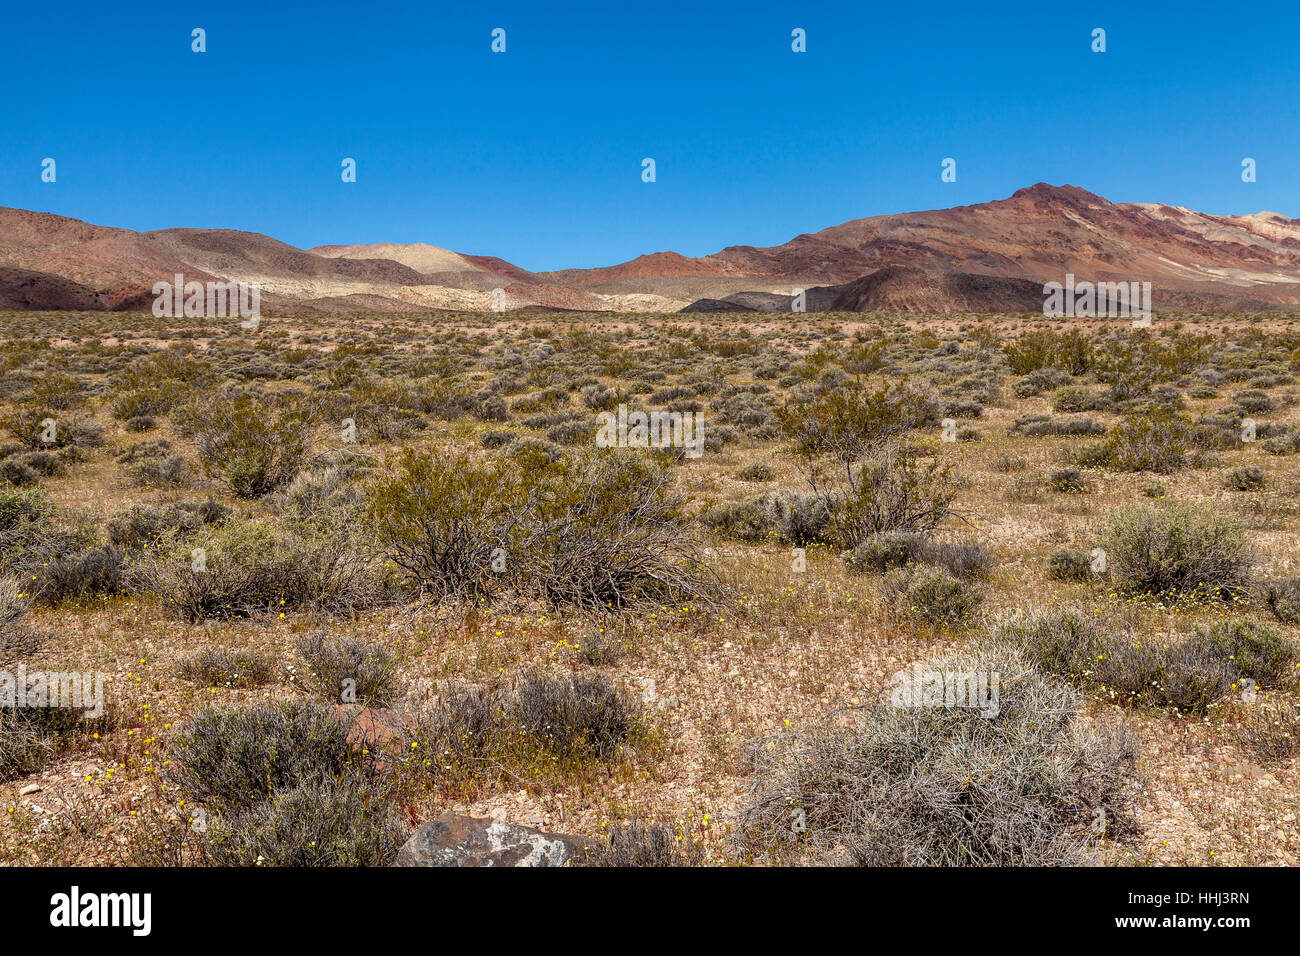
[{"x1": 311, "y1": 242, "x2": 480, "y2": 276}]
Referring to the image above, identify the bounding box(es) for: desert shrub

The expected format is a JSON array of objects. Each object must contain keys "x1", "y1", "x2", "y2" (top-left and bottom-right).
[
  {"x1": 547, "y1": 418, "x2": 595, "y2": 446},
  {"x1": 1101, "y1": 504, "x2": 1250, "y2": 600},
  {"x1": 580, "y1": 383, "x2": 617, "y2": 410},
  {"x1": 510, "y1": 670, "x2": 641, "y2": 761},
  {"x1": 769, "y1": 492, "x2": 834, "y2": 546},
  {"x1": 274, "y1": 465, "x2": 366, "y2": 523},
  {"x1": 1047, "y1": 548, "x2": 1095, "y2": 582},
  {"x1": 1199, "y1": 618, "x2": 1299, "y2": 689},
  {"x1": 0, "y1": 485, "x2": 51, "y2": 532},
  {"x1": 479, "y1": 429, "x2": 516, "y2": 449},
  {"x1": 0, "y1": 449, "x2": 63, "y2": 485},
  {"x1": 510, "y1": 386, "x2": 569, "y2": 413},
  {"x1": 995, "y1": 608, "x2": 1107, "y2": 676},
  {"x1": 928, "y1": 537, "x2": 996, "y2": 579},
  {"x1": 777, "y1": 379, "x2": 942, "y2": 468},
  {"x1": 1007, "y1": 415, "x2": 1105, "y2": 438},
  {"x1": 1048, "y1": 466, "x2": 1090, "y2": 494},
  {"x1": 204, "y1": 771, "x2": 407, "y2": 866},
  {"x1": 295, "y1": 630, "x2": 397, "y2": 705},
  {"x1": 1225, "y1": 466, "x2": 1266, "y2": 491},
  {"x1": 166, "y1": 700, "x2": 352, "y2": 812},
  {"x1": 175, "y1": 647, "x2": 278, "y2": 688},
  {"x1": 132, "y1": 452, "x2": 188, "y2": 486},
  {"x1": 176, "y1": 391, "x2": 317, "y2": 498},
  {"x1": 738, "y1": 462, "x2": 773, "y2": 482},
  {"x1": 1094, "y1": 637, "x2": 1237, "y2": 714},
  {"x1": 1233, "y1": 389, "x2": 1273, "y2": 413},
  {"x1": 1, "y1": 704, "x2": 111, "y2": 782},
  {"x1": 131, "y1": 518, "x2": 376, "y2": 621},
  {"x1": 830, "y1": 448, "x2": 959, "y2": 548},
  {"x1": 880, "y1": 567, "x2": 984, "y2": 628},
  {"x1": 995, "y1": 607, "x2": 1252, "y2": 715},
  {"x1": 374, "y1": 447, "x2": 715, "y2": 610},
  {"x1": 1078, "y1": 409, "x2": 1197, "y2": 473},
  {"x1": 702, "y1": 495, "x2": 780, "y2": 543},
  {"x1": 1051, "y1": 386, "x2": 1101, "y2": 413},
  {"x1": 737, "y1": 644, "x2": 1138, "y2": 865},
  {"x1": 844, "y1": 530, "x2": 930, "y2": 573},
  {"x1": 1235, "y1": 698, "x2": 1300, "y2": 763},
  {"x1": 1, "y1": 407, "x2": 104, "y2": 451},
  {"x1": 413, "y1": 671, "x2": 646, "y2": 790},
  {"x1": 1012, "y1": 366, "x2": 1072, "y2": 397},
  {"x1": 845, "y1": 532, "x2": 992, "y2": 579},
  {"x1": 0, "y1": 574, "x2": 31, "y2": 654},
  {"x1": 1260, "y1": 577, "x2": 1300, "y2": 624},
  {"x1": 581, "y1": 818, "x2": 705, "y2": 867},
  {"x1": 106, "y1": 501, "x2": 226, "y2": 551},
  {"x1": 31, "y1": 545, "x2": 124, "y2": 605}
]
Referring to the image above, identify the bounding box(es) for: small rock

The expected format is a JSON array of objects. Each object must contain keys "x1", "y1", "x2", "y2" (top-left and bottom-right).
[
  {"x1": 18, "y1": 784, "x2": 41, "y2": 797},
  {"x1": 330, "y1": 704, "x2": 414, "y2": 755},
  {"x1": 394, "y1": 812, "x2": 593, "y2": 867}
]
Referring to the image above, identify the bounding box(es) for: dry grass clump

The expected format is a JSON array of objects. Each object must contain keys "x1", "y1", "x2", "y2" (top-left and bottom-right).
[
  {"x1": 580, "y1": 818, "x2": 706, "y2": 867},
  {"x1": 295, "y1": 630, "x2": 397, "y2": 705},
  {"x1": 411, "y1": 670, "x2": 647, "y2": 794},
  {"x1": 174, "y1": 647, "x2": 279, "y2": 688}
]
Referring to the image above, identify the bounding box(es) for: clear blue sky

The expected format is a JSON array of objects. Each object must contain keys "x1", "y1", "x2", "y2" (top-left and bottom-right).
[{"x1": 2, "y1": 1, "x2": 1297, "y2": 271}]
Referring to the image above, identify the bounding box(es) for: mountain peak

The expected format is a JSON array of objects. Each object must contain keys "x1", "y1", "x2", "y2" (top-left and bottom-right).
[{"x1": 1008, "y1": 183, "x2": 1108, "y2": 204}]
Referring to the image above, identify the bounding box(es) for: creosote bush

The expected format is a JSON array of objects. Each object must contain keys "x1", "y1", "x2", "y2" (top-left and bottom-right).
[
  {"x1": 1101, "y1": 504, "x2": 1251, "y2": 601},
  {"x1": 370, "y1": 447, "x2": 718, "y2": 610}
]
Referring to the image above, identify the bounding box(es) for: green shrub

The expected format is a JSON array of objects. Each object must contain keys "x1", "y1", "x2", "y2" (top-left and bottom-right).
[
  {"x1": 1102, "y1": 504, "x2": 1250, "y2": 600},
  {"x1": 1200, "y1": 618, "x2": 1299, "y2": 689},
  {"x1": 1047, "y1": 548, "x2": 1095, "y2": 582},
  {"x1": 177, "y1": 391, "x2": 317, "y2": 498},
  {"x1": 1079, "y1": 409, "x2": 1197, "y2": 473},
  {"x1": 131, "y1": 518, "x2": 376, "y2": 621},
  {"x1": 1225, "y1": 466, "x2": 1266, "y2": 492},
  {"x1": 1261, "y1": 577, "x2": 1300, "y2": 624}
]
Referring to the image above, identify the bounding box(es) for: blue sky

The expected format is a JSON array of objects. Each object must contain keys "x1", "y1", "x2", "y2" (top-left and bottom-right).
[{"x1": 2, "y1": 1, "x2": 1298, "y2": 271}]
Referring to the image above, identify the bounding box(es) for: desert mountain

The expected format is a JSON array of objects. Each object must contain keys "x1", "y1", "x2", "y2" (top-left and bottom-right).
[{"x1": 4, "y1": 185, "x2": 1300, "y2": 314}]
